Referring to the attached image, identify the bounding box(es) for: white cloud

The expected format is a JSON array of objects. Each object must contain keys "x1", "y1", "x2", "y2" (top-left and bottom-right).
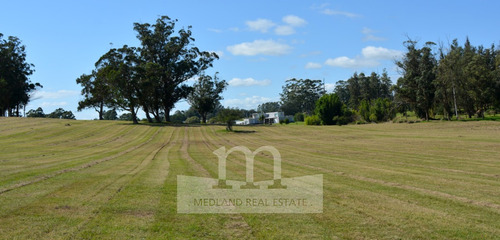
[
  {"x1": 361, "y1": 27, "x2": 386, "y2": 41},
  {"x1": 274, "y1": 25, "x2": 295, "y2": 36},
  {"x1": 224, "y1": 96, "x2": 274, "y2": 110},
  {"x1": 361, "y1": 46, "x2": 402, "y2": 59},
  {"x1": 246, "y1": 18, "x2": 276, "y2": 33},
  {"x1": 325, "y1": 46, "x2": 402, "y2": 68},
  {"x1": 305, "y1": 62, "x2": 322, "y2": 69},
  {"x1": 228, "y1": 78, "x2": 271, "y2": 87},
  {"x1": 227, "y1": 40, "x2": 291, "y2": 56},
  {"x1": 32, "y1": 90, "x2": 79, "y2": 99},
  {"x1": 325, "y1": 57, "x2": 378, "y2": 68},
  {"x1": 325, "y1": 83, "x2": 336, "y2": 92},
  {"x1": 321, "y1": 9, "x2": 360, "y2": 18},
  {"x1": 282, "y1": 15, "x2": 307, "y2": 27}
]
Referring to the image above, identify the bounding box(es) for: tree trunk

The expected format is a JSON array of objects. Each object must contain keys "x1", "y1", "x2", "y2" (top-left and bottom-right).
[
  {"x1": 130, "y1": 105, "x2": 139, "y2": 124},
  {"x1": 452, "y1": 84, "x2": 458, "y2": 120},
  {"x1": 143, "y1": 105, "x2": 153, "y2": 123},
  {"x1": 164, "y1": 107, "x2": 171, "y2": 122},
  {"x1": 201, "y1": 114, "x2": 207, "y2": 123},
  {"x1": 153, "y1": 113, "x2": 162, "y2": 123},
  {"x1": 98, "y1": 102, "x2": 104, "y2": 120}
]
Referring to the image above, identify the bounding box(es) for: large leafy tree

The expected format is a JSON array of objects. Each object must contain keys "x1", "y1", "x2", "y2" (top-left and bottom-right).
[
  {"x1": 0, "y1": 33, "x2": 41, "y2": 116},
  {"x1": 465, "y1": 45, "x2": 497, "y2": 118},
  {"x1": 435, "y1": 38, "x2": 499, "y2": 119},
  {"x1": 216, "y1": 108, "x2": 243, "y2": 131},
  {"x1": 75, "y1": 70, "x2": 112, "y2": 120},
  {"x1": 187, "y1": 73, "x2": 227, "y2": 123},
  {"x1": 133, "y1": 16, "x2": 218, "y2": 122},
  {"x1": 435, "y1": 40, "x2": 461, "y2": 120},
  {"x1": 395, "y1": 40, "x2": 437, "y2": 120},
  {"x1": 280, "y1": 78, "x2": 326, "y2": 115},
  {"x1": 96, "y1": 45, "x2": 142, "y2": 124}
]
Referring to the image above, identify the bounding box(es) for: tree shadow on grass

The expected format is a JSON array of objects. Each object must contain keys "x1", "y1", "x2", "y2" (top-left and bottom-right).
[{"x1": 233, "y1": 130, "x2": 256, "y2": 133}]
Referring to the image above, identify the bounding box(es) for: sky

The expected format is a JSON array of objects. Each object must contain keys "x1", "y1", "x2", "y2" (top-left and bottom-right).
[{"x1": 1, "y1": 0, "x2": 499, "y2": 119}]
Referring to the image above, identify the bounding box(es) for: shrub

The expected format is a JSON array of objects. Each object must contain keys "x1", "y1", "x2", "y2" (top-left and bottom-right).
[
  {"x1": 315, "y1": 93, "x2": 343, "y2": 125},
  {"x1": 284, "y1": 118, "x2": 290, "y2": 124},
  {"x1": 333, "y1": 116, "x2": 349, "y2": 126},
  {"x1": 305, "y1": 115, "x2": 321, "y2": 125},
  {"x1": 294, "y1": 112, "x2": 305, "y2": 122},
  {"x1": 207, "y1": 117, "x2": 217, "y2": 124},
  {"x1": 279, "y1": 119, "x2": 285, "y2": 124},
  {"x1": 359, "y1": 100, "x2": 371, "y2": 121},
  {"x1": 185, "y1": 116, "x2": 200, "y2": 124},
  {"x1": 369, "y1": 113, "x2": 377, "y2": 122}
]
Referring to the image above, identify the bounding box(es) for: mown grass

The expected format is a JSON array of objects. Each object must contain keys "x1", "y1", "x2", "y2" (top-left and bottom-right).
[{"x1": 0, "y1": 117, "x2": 499, "y2": 239}]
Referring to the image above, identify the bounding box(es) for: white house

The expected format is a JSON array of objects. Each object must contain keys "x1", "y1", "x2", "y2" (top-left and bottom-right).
[{"x1": 235, "y1": 112, "x2": 293, "y2": 125}]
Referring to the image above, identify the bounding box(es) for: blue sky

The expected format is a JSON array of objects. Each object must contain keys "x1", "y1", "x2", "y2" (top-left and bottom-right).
[{"x1": 2, "y1": 0, "x2": 499, "y2": 119}]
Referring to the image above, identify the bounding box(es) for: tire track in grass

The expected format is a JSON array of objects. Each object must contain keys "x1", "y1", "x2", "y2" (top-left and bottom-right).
[
  {"x1": 70, "y1": 126, "x2": 176, "y2": 238},
  {"x1": 199, "y1": 126, "x2": 338, "y2": 239},
  {"x1": 0, "y1": 126, "x2": 169, "y2": 238},
  {"x1": 243, "y1": 126, "x2": 500, "y2": 212},
  {"x1": 284, "y1": 154, "x2": 500, "y2": 213},
  {"x1": 250, "y1": 130, "x2": 500, "y2": 203},
  {"x1": 0, "y1": 125, "x2": 144, "y2": 188},
  {"x1": 0, "y1": 126, "x2": 162, "y2": 195},
  {"x1": 180, "y1": 127, "x2": 254, "y2": 239},
  {"x1": 217, "y1": 126, "x2": 500, "y2": 236},
  {"x1": 0, "y1": 124, "x2": 138, "y2": 177},
  {"x1": 0, "y1": 124, "x2": 149, "y2": 189}
]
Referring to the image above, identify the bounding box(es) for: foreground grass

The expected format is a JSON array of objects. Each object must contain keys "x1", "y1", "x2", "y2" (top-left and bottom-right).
[{"x1": 0, "y1": 117, "x2": 499, "y2": 239}]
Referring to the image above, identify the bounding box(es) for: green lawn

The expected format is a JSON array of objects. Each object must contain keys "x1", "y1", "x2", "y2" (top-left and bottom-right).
[{"x1": 1, "y1": 117, "x2": 499, "y2": 239}]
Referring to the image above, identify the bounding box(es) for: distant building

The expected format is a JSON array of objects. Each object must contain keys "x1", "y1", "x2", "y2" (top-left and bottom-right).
[{"x1": 235, "y1": 112, "x2": 293, "y2": 125}]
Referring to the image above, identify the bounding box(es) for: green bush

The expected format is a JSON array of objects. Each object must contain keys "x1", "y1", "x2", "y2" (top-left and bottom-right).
[
  {"x1": 294, "y1": 112, "x2": 305, "y2": 122},
  {"x1": 185, "y1": 116, "x2": 200, "y2": 124},
  {"x1": 333, "y1": 116, "x2": 349, "y2": 126},
  {"x1": 284, "y1": 118, "x2": 290, "y2": 124},
  {"x1": 315, "y1": 93, "x2": 343, "y2": 125},
  {"x1": 369, "y1": 113, "x2": 377, "y2": 122},
  {"x1": 207, "y1": 117, "x2": 217, "y2": 124},
  {"x1": 305, "y1": 115, "x2": 321, "y2": 125},
  {"x1": 359, "y1": 100, "x2": 371, "y2": 121}
]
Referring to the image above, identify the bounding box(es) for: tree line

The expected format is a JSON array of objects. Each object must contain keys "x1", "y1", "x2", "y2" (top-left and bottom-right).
[
  {"x1": 265, "y1": 38, "x2": 499, "y2": 126},
  {"x1": 25, "y1": 107, "x2": 75, "y2": 119},
  {"x1": 74, "y1": 36, "x2": 500, "y2": 126},
  {"x1": 4, "y1": 21, "x2": 498, "y2": 127},
  {"x1": 0, "y1": 33, "x2": 41, "y2": 117},
  {"x1": 395, "y1": 38, "x2": 500, "y2": 120}
]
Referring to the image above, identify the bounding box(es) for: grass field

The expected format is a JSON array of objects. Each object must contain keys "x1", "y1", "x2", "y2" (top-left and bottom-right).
[{"x1": 1, "y1": 117, "x2": 500, "y2": 239}]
